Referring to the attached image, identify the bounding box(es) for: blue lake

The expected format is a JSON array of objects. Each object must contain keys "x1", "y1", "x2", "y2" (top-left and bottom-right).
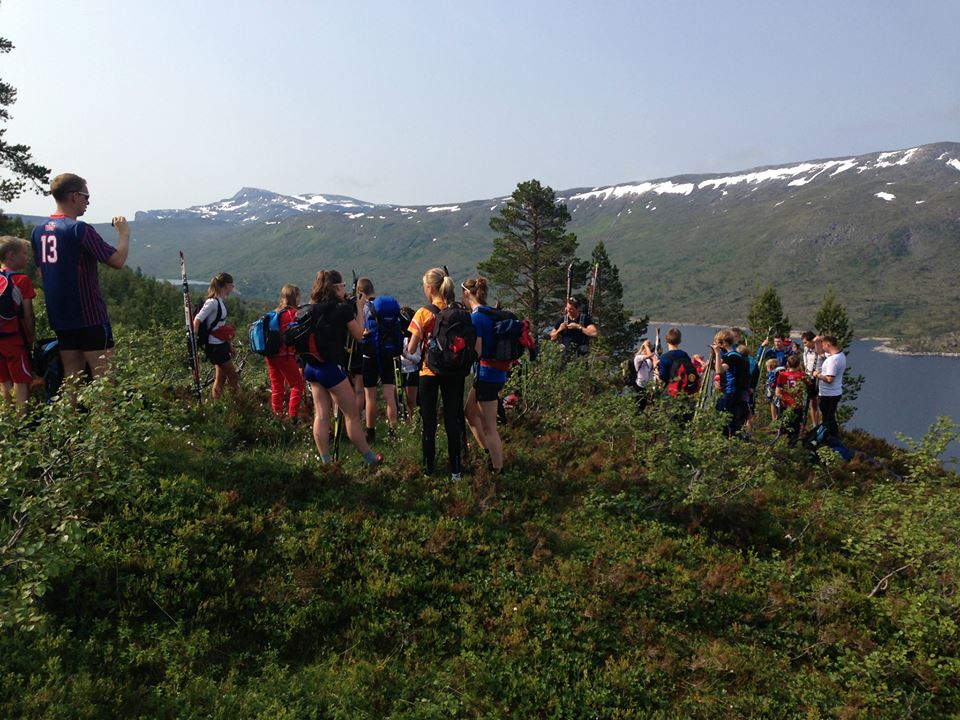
[{"x1": 657, "y1": 324, "x2": 960, "y2": 467}]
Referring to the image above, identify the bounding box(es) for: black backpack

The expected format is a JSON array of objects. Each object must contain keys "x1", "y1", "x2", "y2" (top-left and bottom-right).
[
  {"x1": 282, "y1": 302, "x2": 340, "y2": 365},
  {"x1": 195, "y1": 300, "x2": 223, "y2": 348},
  {"x1": 475, "y1": 306, "x2": 527, "y2": 362},
  {"x1": 0, "y1": 270, "x2": 25, "y2": 332},
  {"x1": 425, "y1": 302, "x2": 478, "y2": 376}
]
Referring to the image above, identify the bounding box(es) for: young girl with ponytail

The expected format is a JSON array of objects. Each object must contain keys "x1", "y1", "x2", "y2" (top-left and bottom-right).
[
  {"x1": 461, "y1": 277, "x2": 505, "y2": 473},
  {"x1": 193, "y1": 272, "x2": 239, "y2": 399},
  {"x1": 406, "y1": 267, "x2": 465, "y2": 479},
  {"x1": 303, "y1": 270, "x2": 382, "y2": 467}
]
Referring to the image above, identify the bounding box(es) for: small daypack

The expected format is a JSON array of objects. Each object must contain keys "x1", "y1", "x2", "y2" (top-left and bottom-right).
[
  {"x1": 0, "y1": 270, "x2": 25, "y2": 330},
  {"x1": 666, "y1": 353, "x2": 701, "y2": 397},
  {"x1": 476, "y1": 306, "x2": 533, "y2": 363},
  {"x1": 282, "y1": 303, "x2": 339, "y2": 365},
  {"x1": 425, "y1": 302, "x2": 478, "y2": 376},
  {"x1": 249, "y1": 311, "x2": 282, "y2": 356},
  {"x1": 365, "y1": 295, "x2": 403, "y2": 357},
  {"x1": 195, "y1": 300, "x2": 223, "y2": 348}
]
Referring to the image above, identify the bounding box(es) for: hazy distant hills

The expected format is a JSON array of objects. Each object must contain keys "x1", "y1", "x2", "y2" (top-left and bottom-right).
[{"x1": 53, "y1": 142, "x2": 960, "y2": 342}]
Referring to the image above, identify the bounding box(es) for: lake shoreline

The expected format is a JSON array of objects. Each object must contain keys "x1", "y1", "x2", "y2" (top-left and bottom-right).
[{"x1": 644, "y1": 322, "x2": 960, "y2": 358}]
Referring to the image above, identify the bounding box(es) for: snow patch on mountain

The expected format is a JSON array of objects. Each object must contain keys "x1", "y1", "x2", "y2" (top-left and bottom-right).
[
  {"x1": 946, "y1": 158, "x2": 960, "y2": 172},
  {"x1": 875, "y1": 192, "x2": 896, "y2": 202},
  {"x1": 569, "y1": 180, "x2": 694, "y2": 202}
]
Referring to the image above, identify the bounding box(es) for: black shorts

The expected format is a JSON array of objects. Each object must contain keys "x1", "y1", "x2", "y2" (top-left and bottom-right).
[
  {"x1": 204, "y1": 342, "x2": 232, "y2": 366},
  {"x1": 400, "y1": 370, "x2": 418, "y2": 389},
  {"x1": 361, "y1": 352, "x2": 397, "y2": 388},
  {"x1": 56, "y1": 323, "x2": 115, "y2": 352},
  {"x1": 474, "y1": 378, "x2": 504, "y2": 402},
  {"x1": 348, "y1": 345, "x2": 363, "y2": 375}
]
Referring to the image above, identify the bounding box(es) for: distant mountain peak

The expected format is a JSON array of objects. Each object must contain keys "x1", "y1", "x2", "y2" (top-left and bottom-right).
[{"x1": 134, "y1": 141, "x2": 960, "y2": 224}]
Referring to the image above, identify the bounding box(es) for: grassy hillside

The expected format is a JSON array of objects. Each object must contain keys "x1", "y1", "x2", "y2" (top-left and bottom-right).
[{"x1": 3, "y1": 300, "x2": 959, "y2": 717}]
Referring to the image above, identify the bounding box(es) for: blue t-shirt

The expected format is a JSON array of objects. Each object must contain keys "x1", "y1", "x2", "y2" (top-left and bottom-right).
[
  {"x1": 31, "y1": 215, "x2": 117, "y2": 330},
  {"x1": 471, "y1": 306, "x2": 508, "y2": 384}
]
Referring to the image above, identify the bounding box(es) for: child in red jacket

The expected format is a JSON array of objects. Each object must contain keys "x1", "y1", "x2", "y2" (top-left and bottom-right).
[
  {"x1": 0, "y1": 236, "x2": 36, "y2": 414},
  {"x1": 267, "y1": 284, "x2": 305, "y2": 419}
]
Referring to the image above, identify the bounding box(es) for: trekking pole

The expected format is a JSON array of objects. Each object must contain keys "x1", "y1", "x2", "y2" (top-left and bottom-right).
[
  {"x1": 587, "y1": 263, "x2": 599, "y2": 316},
  {"x1": 694, "y1": 346, "x2": 716, "y2": 419},
  {"x1": 394, "y1": 362, "x2": 406, "y2": 421},
  {"x1": 179, "y1": 251, "x2": 202, "y2": 401},
  {"x1": 754, "y1": 325, "x2": 775, "y2": 391}
]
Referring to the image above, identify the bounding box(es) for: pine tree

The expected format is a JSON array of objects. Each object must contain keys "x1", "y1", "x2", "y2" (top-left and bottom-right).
[
  {"x1": 815, "y1": 285, "x2": 854, "y2": 350},
  {"x1": 747, "y1": 286, "x2": 790, "y2": 342},
  {"x1": 0, "y1": 18, "x2": 50, "y2": 214},
  {"x1": 478, "y1": 179, "x2": 578, "y2": 331},
  {"x1": 587, "y1": 241, "x2": 647, "y2": 358}
]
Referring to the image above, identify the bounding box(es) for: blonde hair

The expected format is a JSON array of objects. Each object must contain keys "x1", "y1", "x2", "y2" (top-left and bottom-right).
[
  {"x1": 422, "y1": 267, "x2": 455, "y2": 306},
  {"x1": 206, "y1": 272, "x2": 234, "y2": 299},
  {"x1": 714, "y1": 329, "x2": 734, "y2": 347},
  {"x1": 0, "y1": 236, "x2": 27, "y2": 263},
  {"x1": 462, "y1": 277, "x2": 489, "y2": 305},
  {"x1": 276, "y1": 284, "x2": 300, "y2": 311}
]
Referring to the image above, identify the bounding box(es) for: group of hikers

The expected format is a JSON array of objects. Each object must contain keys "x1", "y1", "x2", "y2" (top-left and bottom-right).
[
  {"x1": 217, "y1": 269, "x2": 528, "y2": 476},
  {"x1": 3, "y1": 171, "x2": 851, "y2": 477},
  {"x1": 627, "y1": 324, "x2": 846, "y2": 444}
]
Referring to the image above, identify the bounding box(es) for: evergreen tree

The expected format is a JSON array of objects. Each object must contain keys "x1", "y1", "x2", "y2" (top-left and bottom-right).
[
  {"x1": 478, "y1": 179, "x2": 578, "y2": 331},
  {"x1": 747, "y1": 286, "x2": 790, "y2": 342},
  {"x1": 587, "y1": 241, "x2": 647, "y2": 358},
  {"x1": 0, "y1": 13, "x2": 50, "y2": 221},
  {"x1": 0, "y1": 15, "x2": 50, "y2": 214},
  {"x1": 814, "y1": 285, "x2": 854, "y2": 350}
]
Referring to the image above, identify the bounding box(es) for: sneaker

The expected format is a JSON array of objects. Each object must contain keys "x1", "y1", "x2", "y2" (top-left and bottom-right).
[{"x1": 451, "y1": 472, "x2": 462, "y2": 481}]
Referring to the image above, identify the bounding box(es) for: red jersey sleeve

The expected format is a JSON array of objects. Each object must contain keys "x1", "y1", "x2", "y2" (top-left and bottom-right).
[{"x1": 13, "y1": 273, "x2": 36, "y2": 300}]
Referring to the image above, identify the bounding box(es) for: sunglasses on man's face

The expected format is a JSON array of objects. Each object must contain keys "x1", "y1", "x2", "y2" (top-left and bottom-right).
[{"x1": 75, "y1": 191, "x2": 90, "y2": 200}]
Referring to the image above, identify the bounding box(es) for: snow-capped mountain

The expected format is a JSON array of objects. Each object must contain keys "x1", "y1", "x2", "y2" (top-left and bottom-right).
[
  {"x1": 133, "y1": 143, "x2": 960, "y2": 227},
  {"x1": 134, "y1": 187, "x2": 381, "y2": 224}
]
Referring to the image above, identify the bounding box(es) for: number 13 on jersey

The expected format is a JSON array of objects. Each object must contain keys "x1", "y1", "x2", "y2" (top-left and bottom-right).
[{"x1": 39, "y1": 234, "x2": 58, "y2": 263}]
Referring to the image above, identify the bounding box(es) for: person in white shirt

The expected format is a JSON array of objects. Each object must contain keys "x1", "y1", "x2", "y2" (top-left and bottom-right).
[
  {"x1": 800, "y1": 331, "x2": 823, "y2": 427},
  {"x1": 632, "y1": 339, "x2": 656, "y2": 411},
  {"x1": 812, "y1": 335, "x2": 846, "y2": 437}
]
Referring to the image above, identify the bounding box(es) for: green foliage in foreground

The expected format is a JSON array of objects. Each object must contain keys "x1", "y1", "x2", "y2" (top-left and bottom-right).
[{"x1": 2, "y1": 332, "x2": 959, "y2": 719}]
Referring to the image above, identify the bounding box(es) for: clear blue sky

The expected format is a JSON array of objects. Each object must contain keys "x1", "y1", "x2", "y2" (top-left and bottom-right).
[{"x1": 3, "y1": 0, "x2": 959, "y2": 221}]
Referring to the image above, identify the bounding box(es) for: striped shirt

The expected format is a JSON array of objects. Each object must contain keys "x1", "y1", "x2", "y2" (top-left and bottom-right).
[{"x1": 31, "y1": 215, "x2": 117, "y2": 330}]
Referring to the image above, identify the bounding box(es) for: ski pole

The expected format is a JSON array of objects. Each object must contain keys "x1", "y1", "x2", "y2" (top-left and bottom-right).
[{"x1": 179, "y1": 251, "x2": 202, "y2": 401}]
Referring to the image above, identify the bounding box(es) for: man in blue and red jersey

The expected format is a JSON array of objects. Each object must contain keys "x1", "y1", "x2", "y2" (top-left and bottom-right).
[{"x1": 31, "y1": 173, "x2": 130, "y2": 381}]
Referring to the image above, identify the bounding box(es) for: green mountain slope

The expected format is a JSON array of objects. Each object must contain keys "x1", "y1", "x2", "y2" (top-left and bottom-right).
[{"x1": 111, "y1": 142, "x2": 960, "y2": 345}]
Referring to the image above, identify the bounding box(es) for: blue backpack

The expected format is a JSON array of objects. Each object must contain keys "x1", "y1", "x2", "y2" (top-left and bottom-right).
[
  {"x1": 364, "y1": 295, "x2": 403, "y2": 357},
  {"x1": 248, "y1": 311, "x2": 282, "y2": 356}
]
